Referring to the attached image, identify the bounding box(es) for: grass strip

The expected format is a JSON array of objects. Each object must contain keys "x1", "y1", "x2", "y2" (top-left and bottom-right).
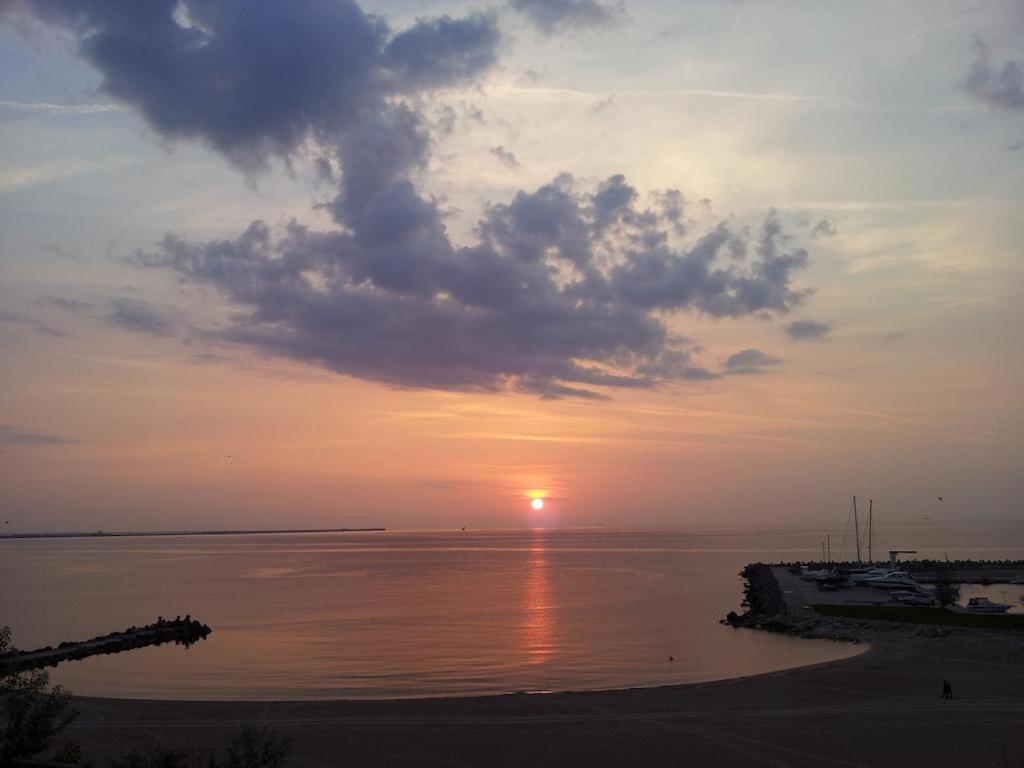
[{"x1": 813, "y1": 604, "x2": 1024, "y2": 631}]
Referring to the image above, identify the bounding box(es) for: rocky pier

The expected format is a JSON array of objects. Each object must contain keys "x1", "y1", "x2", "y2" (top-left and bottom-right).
[{"x1": 0, "y1": 616, "x2": 212, "y2": 674}]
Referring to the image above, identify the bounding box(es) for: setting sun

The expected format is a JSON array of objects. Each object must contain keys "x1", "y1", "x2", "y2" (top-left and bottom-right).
[{"x1": 531, "y1": 498, "x2": 544, "y2": 511}]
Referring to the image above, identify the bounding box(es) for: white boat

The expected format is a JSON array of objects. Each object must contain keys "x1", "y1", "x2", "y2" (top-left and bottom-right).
[
  {"x1": 800, "y1": 567, "x2": 830, "y2": 582},
  {"x1": 890, "y1": 591, "x2": 933, "y2": 606},
  {"x1": 866, "y1": 571, "x2": 920, "y2": 589},
  {"x1": 964, "y1": 597, "x2": 1012, "y2": 614},
  {"x1": 848, "y1": 568, "x2": 892, "y2": 584}
]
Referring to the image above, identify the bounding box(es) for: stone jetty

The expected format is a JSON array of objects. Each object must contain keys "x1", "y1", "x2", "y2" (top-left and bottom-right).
[{"x1": 0, "y1": 616, "x2": 212, "y2": 674}]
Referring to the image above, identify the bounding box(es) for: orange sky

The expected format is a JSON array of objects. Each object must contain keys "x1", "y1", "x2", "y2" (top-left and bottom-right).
[{"x1": 1, "y1": 1, "x2": 1022, "y2": 532}]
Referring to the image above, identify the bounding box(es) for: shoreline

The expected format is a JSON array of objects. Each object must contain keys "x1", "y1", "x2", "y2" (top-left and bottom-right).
[
  {"x1": 62, "y1": 638, "x2": 873, "y2": 704},
  {"x1": 62, "y1": 628, "x2": 1022, "y2": 767}
]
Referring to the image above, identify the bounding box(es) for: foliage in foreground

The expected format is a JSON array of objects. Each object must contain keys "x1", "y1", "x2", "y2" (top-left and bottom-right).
[
  {"x1": 1, "y1": 626, "x2": 78, "y2": 765},
  {"x1": 2, "y1": 626, "x2": 289, "y2": 767},
  {"x1": 932, "y1": 580, "x2": 961, "y2": 608},
  {"x1": 813, "y1": 604, "x2": 1024, "y2": 630},
  {"x1": 106, "y1": 728, "x2": 291, "y2": 768},
  {"x1": 220, "y1": 727, "x2": 291, "y2": 768}
]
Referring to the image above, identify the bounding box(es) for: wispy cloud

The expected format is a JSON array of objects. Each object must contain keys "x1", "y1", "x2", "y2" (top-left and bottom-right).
[
  {"x1": 0, "y1": 425, "x2": 77, "y2": 446},
  {"x1": 0, "y1": 99, "x2": 124, "y2": 114},
  {"x1": 509, "y1": 0, "x2": 623, "y2": 35},
  {"x1": 489, "y1": 145, "x2": 520, "y2": 168},
  {"x1": 0, "y1": 156, "x2": 127, "y2": 192},
  {"x1": 811, "y1": 219, "x2": 838, "y2": 239},
  {"x1": 107, "y1": 298, "x2": 176, "y2": 336},
  {"x1": 484, "y1": 84, "x2": 978, "y2": 113},
  {"x1": 0, "y1": 311, "x2": 63, "y2": 338}
]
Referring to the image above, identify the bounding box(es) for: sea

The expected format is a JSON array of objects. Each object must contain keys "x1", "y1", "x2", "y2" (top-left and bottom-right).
[{"x1": 2, "y1": 522, "x2": 1022, "y2": 700}]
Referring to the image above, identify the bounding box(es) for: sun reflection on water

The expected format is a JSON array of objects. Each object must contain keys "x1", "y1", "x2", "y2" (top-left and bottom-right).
[{"x1": 523, "y1": 528, "x2": 555, "y2": 665}]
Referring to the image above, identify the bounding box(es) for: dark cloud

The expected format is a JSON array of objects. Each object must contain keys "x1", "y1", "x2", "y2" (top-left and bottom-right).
[
  {"x1": 19, "y1": 1, "x2": 817, "y2": 399},
  {"x1": 510, "y1": 0, "x2": 622, "y2": 34},
  {"x1": 108, "y1": 298, "x2": 174, "y2": 336},
  {"x1": 724, "y1": 348, "x2": 783, "y2": 375},
  {"x1": 17, "y1": 0, "x2": 501, "y2": 174},
  {"x1": 0, "y1": 425, "x2": 76, "y2": 446},
  {"x1": 610, "y1": 210, "x2": 810, "y2": 316},
  {"x1": 962, "y1": 37, "x2": 1024, "y2": 114},
  {"x1": 811, "y1": 219, "x2": 837, "y2": 238},
  {"x1": 138, "y1": 176, "x2": 810, "y2": 397},
  {"x1": 785, "y1": 319, "x2": 831, "y2": 341},
  {"x1": 383, "y1": 14, "x2": 499, "y2": 91},
  {"x1": 490, "y1": 145, "x2": 520, "y2": 168}
]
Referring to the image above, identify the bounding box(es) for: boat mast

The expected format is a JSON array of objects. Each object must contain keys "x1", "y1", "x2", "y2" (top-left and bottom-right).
[
  {"x1": 827, "y1": 533, "x2": 831, "y2": 564},
  {"x1": 868, "y1": 499, "x2": 873, "y2": 564},
  {"x1": 853, "y1": 495, "x2": 861, "y2": 563}
]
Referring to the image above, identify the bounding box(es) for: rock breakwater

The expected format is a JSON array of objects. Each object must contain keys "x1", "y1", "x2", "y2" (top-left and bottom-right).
[{"x1": 0, "y1": 616, "x2": 211, "y2": 674}]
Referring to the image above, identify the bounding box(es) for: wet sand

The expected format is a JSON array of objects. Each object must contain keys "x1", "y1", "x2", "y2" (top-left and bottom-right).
[{"x1": 65, "y1": 628, "x2": 1023, "y2": 767}]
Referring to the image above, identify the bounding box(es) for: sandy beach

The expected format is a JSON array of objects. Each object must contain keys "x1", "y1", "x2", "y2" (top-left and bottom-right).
[{"x1": 64, "y1": 627, "x2": 1023, "y2": 768}]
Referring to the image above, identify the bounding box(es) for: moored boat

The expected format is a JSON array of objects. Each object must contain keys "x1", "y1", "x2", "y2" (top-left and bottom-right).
[
  {"x1": 848, "y1": 567, "x2": 892, "y2": 584},
  {"x1": 964, "y1": 597, "x2": 1012, "y2": 614},
  {"x1": 891, "y1": 590, "x2": 934, "y2": 606},
  {"x1": 866, "y1": 571, "x2": 920, "y2": 589}
]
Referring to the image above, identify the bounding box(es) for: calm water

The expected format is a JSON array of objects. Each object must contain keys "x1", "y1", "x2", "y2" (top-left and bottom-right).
[{"x1": 2, "y1": 523, "x2": 1022, "y2": 700}]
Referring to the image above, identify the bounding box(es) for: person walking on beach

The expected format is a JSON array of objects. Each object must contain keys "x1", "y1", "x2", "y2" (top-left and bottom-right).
[{"x1": 941, "y1": 680, "x2": 953, "y2": 700}]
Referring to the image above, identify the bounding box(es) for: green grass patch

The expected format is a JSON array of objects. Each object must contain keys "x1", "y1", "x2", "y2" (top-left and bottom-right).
[{"x1": 813, "y1": 604, "x2": 1024, "y2": 631}]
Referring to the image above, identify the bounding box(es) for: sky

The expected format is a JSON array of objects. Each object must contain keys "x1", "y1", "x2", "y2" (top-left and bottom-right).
[{"x1": 0, "y1": 0, "x2": 1022, "y2": 532}]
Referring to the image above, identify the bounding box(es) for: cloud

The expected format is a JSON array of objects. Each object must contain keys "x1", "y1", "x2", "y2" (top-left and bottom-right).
[
  {"x1": 38, "y1": 296, "x2": 91, "y2": 312},
  {"x1": 0, "y1": 99, "x2": 123, "y2": 114},
  {"x1": 0, "y1": 157, "x2": 116, "y2": 192},
  {"x1": 15, "y1": 0, "x2": 501, "y2": 174},
  {"x1": 139, "y1": 177, "x2": 810, "y2": 397},
  {"x1": 383, "y1": 13, "x2": 500, "y2": 91},
  {"x1": 0, "y1": 311, "x2": 63, "y2": 337},
  {"x1": 784, "y1": 319, "x2": 831, "y2": 341},
  {"x1": 811, "y1": 219, "x2": 837, "y2": 238},
  {"x1": 19, "y1": 1, "x2": 817, "y2": 399},
  {"x1": 0, "y1": 425, "x2": 76, "y2": 446},
  {"x1": 609, "y1": 208, "x2": 810, "y2": 316},
  {"x1": 589, "y1": 94, "x2": 616, "y2": 115},
  {"x1": 509, "y1": 0, "x2": 622, "y2": 34},
  {"x1": 962, "y1": 37, "x2": 1024, "y2": 113},
  {"x1": 42, "y1": 244, "x2": 78, "y2": 260},
  {"x1": 490, "y1": 145, "x2": 520, "y2": 167},
  {"x1": 107, "y1": 298, "x2": 174, "y2": 336},
  {"x1": 724, "y1": 348, "x2": 783, "y2": 375}
]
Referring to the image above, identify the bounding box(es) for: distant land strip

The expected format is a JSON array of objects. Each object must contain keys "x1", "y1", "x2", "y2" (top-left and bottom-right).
[{"x1": 0, "y1": 527, "x2": 385, "y2": 540}]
